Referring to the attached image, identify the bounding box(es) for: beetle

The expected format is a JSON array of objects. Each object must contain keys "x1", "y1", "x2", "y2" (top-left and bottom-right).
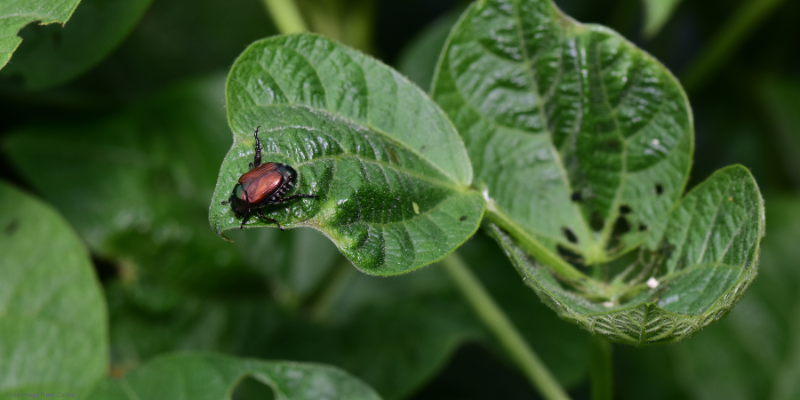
[{"x1": 221, "y1": 127, "x2": 318, "y2": 230}]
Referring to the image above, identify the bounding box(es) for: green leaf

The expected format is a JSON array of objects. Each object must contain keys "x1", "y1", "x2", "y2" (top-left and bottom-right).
[
  {"x1": 1, "y1": 0, "x2": 152, "y2": 89},
  {"x1": 211, "y1": 33, "x2": 485, "y2": 275},
  {"x1": 489, "y1": 165, "x2": 764, "y2": 345},
  {"x1": 4, "y1": 76, "x2": 258, "y2": 296},
  {"x1": 86, "y1": 352, "x2": 382, "y2": 400},
  {"x1": 667, "y1": 195, "x2": 800, "y2": 398},
  {"x1": 0, "y1": 182, "x2": 107, "y2": 395},
  {"x1": 433, "y1": 0, "x2": 693, "y2": 268},
  {"x1": 641, "y1": 0, "x2": 683, "y2": 38},
  {"x1": 0, "y1": 0, "x2": 81, "y2": 69}
]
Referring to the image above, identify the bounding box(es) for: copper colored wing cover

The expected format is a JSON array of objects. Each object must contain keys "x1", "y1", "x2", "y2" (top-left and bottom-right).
[
  {"x1": 239, "y1": 162, "x2": 279, "y2": 184},
  {"x1": 243, "y1": 163, "x2": 284, "y2": 203}
]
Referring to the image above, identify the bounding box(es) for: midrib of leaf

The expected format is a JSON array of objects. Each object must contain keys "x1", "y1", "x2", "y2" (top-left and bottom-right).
[
  {"x1": 242, "y1": 38, "x2": 469, "y2": 186},
  {"x1": 463, "y1": 1, "x2": 649, "y2": 264},
  {"x1": 238, "y1": 93, "x2": 464, "y2": 189},
  {"x1": 241, "y1": 117, "x2": 464, "y2": 192},
  {"x1": 509, "y1": 0, "x2": 603, "y2": 256}
]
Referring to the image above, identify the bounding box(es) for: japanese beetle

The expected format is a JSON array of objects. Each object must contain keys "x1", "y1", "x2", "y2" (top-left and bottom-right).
[{"x1": 221, "y1": 127, "x2": 318, "y2": 230}]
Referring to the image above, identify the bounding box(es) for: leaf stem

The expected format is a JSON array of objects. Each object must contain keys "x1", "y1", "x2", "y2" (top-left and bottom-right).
[
  {"x1": 590, "y1": 335, "x2": 612, "y2": 400},
  {"x1": 261, "y1": 0, "x2": 309, "y2": 34},
  {"x1": 441, "y1": 253, "x2": 572, "y2": 400},
  {"x1": 681, "y1": 0, "x2": 786, "y2": 92},
  {"x1": 483, "y1": 205, "x2": 589, "y2": 283}
]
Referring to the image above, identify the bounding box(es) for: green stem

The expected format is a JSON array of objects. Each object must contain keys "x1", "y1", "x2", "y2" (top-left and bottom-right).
[
  {"x1": 441, "y1": 253, "x2": 571, "y2": 400},
  {"x1": 484, "y1": 206, "x2": 589, "y2": 283},
  {"x1": 590, "y1": 336, "x2": 612, "y2": 400},
  {"x1": 681, "y1": 0, "x2": 786, "y2": 92},
  {"x1": 308, "y1": 256, "x2": 355, "y2": 322},
  {"x1": 262, "y1": 0, "x2": 309, "y2": 34}
]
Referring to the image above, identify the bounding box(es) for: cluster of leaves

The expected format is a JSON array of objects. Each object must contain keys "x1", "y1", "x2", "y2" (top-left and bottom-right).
[
  {"x1": 1, "y1": 0, "x2": 798, "y2": 398},
  {"x1": 209, "y1": 0, "x2": 763, "y2": 346}
]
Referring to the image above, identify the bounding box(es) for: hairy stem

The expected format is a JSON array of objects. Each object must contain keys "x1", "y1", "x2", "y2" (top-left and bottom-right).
[
  {"x1": 484, "y1": 205, "x2": 588, "y2": 283},
  {"x1": 590, "y1": 336, "x2": 612, "y2": 400},
  {"x1": 441, "y1": 253, "x2": 572, "y2": 400},
  {"x1": 261, "y1": 0, "x2": 308, "y2": 34}
]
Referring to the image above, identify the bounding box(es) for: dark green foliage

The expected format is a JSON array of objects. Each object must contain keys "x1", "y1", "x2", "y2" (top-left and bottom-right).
[{"x1": 0, "y1": 0, "x2": 795, "y2": 398}]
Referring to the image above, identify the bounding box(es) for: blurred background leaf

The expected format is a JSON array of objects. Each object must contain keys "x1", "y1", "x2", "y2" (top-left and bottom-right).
[
  {"x1": 0, "y1": 0, "x2": 81, "y2": 69},
  {"x1": 641, "y1": 0, "x2": 682, "y2": 38},
  {"x1": 87, "y1": 352, "x2": 383, "y2": 400},
  {"x1": 0, "y1": 182, "x2": 107, "y2": 396},
  {"x1": 1, "y1": 0, "x2": 153, "y2": 89}
]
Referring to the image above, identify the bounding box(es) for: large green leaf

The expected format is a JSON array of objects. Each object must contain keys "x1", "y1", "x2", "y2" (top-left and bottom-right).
[
  {"x1": 0, "y1": 0, "x2": 81, "y2": 69},
  {"x1": 0, "y1": 182, "x2": 107, "y2": 395},
  {"x1": 490, "y1": 165, "x2": 764, "y2": 345},
  {"x1": 433, "y1": 0, "x2": 693, "y2": 267},
  {"x1": 4, "y1": 76, "x2": 258, "y2": 296},
  {"x1": 87, "y1": 353, "x2": 382, "y2": 400},
  {"x1": 1, "y1": 0, "x2": 152, "y2": 89},
  {"x1": 210, "y1": 34, "x2": 484, "y2": 275}
]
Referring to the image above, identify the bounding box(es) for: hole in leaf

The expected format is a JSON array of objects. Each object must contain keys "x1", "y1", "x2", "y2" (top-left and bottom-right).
[
  {"x1": 606, "y1": 216, "x2": 631, "y2": 251},
  {"x1": 232, "y1": 375, "x2": 275, "y2": 400},
  {"x1": 655, "y1": 183, "x2": 664, "y2": 195},
  {"x1": 619, "y1": 204, "x2": 632, "y2": 214},
  {"x1": 590, "y1": 211, "x2": 604, "y2": 232},
  {"x1": 611, "y1": 216, "x2": 631, "y2": 236},
  {"x1": 562, "y1": 227, "x2": 578, "y2": 244},
  {"x1": 570, "y1": 192, "x2": 582, "y2": 202},
  {"x1": 459, "y1": 215, "x2": 467, "y2": 222},
  {"x1": 638, "y1": 223, "x2": 648, "y2": 232},
  {"x1": 557, "y1": 245, "x2": 586, "y2": 269}
]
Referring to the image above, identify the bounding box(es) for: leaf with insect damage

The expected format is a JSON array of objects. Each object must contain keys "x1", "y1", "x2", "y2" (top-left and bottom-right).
[
  {"x1": 433, "y1": 0, "x2": 764, "y2": 344},
  {"x1": 489, "y1": 166, "x2": 764, "y2": 345}
]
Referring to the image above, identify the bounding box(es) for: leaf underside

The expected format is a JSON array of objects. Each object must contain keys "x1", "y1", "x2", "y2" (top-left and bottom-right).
[
  {"x1": 490, "y1": 166, "x2": 764, "y2": 345},
  {"x1": 210, "y1": 34, "x2": 484, "y2": 275}
]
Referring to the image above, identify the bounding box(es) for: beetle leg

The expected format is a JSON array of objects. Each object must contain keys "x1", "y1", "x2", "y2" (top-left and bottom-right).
[
  {"x1": 239, "y1": 213, "x2": 251, "y2": 229},
  {"x1": 257, "y1": 209, "x2": 283, "y2": 231},
  {"x1": 252, "y1": 126, "x2": 262, "y2": 168},
  {"x1": 221, "y1": 200, "x2": 230, "y2": 205}
]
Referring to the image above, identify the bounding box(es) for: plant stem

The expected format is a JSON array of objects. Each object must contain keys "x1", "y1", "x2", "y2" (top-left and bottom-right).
[
  {"x1": 308, "y1": 256, "x2": 355, "y2": 322},
  {"x1": 590, "y1": 335, "x2": 612, "y2": 400},
  {"x1": 681, "y1": 0, "x2": 786, "y2": 92},
  {"x1": 483, "y1": 205, "x2": 589, "y2": 283},
  {"x1": 261, "y1": 0, "x2": 308, "y2": 34},
  {"x1": 441, "y1": 253, "x2": 571, "y2": 400}
]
